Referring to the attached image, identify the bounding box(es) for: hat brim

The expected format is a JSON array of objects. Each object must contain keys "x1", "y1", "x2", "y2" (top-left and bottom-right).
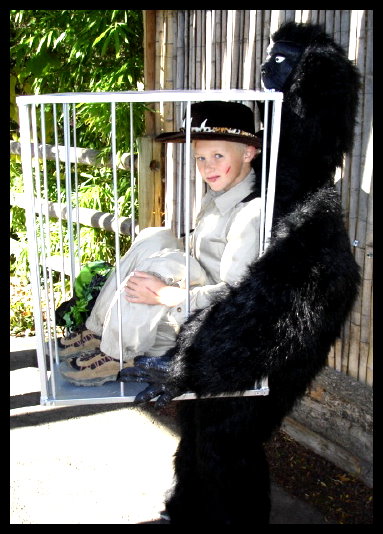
[{"x1": 155, "y1": 131, "x2": 262, "y2": 148}]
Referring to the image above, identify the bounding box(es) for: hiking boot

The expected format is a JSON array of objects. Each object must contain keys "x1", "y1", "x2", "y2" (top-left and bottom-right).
[
  {"x1": 57, "y1": 326, "x2": 101, "y2": 359},
  {"x1": 59, "y1": 349, "x2": 130, "y2": 386}
]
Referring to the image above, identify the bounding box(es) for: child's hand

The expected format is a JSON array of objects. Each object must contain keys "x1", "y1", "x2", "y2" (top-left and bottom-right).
[{"x1": 124, "y1": 271, "x2": 185, "y2": 307}]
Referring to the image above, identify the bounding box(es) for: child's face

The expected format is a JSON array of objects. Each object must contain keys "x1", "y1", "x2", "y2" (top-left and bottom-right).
[{"x1": 193, "y1": 139, "x2": 257, "y2": 192}]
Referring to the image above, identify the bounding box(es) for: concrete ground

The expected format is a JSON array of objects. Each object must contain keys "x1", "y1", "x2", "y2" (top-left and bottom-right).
[{"x1": 10, "y1": 336, "x2": 328, "y2": 525}]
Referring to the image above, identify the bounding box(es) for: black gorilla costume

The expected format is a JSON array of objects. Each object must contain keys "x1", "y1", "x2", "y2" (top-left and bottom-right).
[{"x1": 119, "y1": 22, "x2": 361, "y2": 524}]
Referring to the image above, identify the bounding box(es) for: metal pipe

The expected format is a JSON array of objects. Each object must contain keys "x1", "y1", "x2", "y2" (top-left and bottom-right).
[
  {"x1": 63, "y1": 103, "x2": 76, "y2": 287},
  {"x1": 17, "y1": 89, "x2": 282, "y2": 105},
  {"x1": 18, "y1": 103, "x2": 50, "y2": 402},
  {"x1": 111, "y1": 102, "x2": 125, "y2": 396},
  {"x1": 264, "y1": 94, "x2": 283, "y2": 250},
  {"x1": 130, "y1": 102, "x2": 136, "y2": 240},
  {"x1": 184, "y1": 101, "x2": 192, "y2": 318}
]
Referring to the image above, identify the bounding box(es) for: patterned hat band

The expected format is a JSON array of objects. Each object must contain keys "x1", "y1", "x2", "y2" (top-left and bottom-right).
[
  {"x1": 180, "y1": 126, "x2": 257, "y2": 139},
  {"x1": 155, "y1": 101, "x2": 262, "y2": 147}
]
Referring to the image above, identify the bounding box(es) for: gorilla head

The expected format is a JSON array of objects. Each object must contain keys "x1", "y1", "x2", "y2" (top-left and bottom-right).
[
  {"x1": 258, "y1": 21, "x2": 360, "y2": 220},
  {"x1": 261, "y1": 40, "x2": 304, "y2": 91}
]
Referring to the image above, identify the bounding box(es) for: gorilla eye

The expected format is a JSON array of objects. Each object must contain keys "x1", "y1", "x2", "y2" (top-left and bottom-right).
[{"x1": 274, "y1": 55, "x2": 285, "y2": 63}]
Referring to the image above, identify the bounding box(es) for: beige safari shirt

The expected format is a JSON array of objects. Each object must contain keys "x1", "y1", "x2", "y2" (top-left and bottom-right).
[{"x1": 169, "y1": 170, "x2": 262, "y2": 323}]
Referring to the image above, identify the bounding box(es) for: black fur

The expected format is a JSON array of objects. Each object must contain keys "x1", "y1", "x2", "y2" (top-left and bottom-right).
[
  {"x1": 163, "y1": 22, "x2": 361, "y2": 525},
  {"x1": 258, "y1": 21, "x2": 360, "y2": 222}
]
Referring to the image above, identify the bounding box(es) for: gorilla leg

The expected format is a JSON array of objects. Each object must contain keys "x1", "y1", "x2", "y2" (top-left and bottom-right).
[{"x1": 166, "y1": 398, "x2": 271, "y2": 525}]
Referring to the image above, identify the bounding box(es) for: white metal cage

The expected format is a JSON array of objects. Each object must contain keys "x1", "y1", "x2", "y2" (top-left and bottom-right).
[{"x1": 16, "y1": 89, "x2": 283, "y2": 406}]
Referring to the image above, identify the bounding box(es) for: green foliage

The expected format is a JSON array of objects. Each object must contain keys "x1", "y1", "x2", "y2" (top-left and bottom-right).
[
  {"x1": 10, "y1": 10, "x2": 143, "y2": 94},
  {"x1": 10, "y1": 10, "x2": 145, "y2": 147},
  {"x1": 57, "y1": 261, "x2": 114, "y2": 331},
  {"x1": 10, "y1": 10, "x2": 145, "y2": 335}
]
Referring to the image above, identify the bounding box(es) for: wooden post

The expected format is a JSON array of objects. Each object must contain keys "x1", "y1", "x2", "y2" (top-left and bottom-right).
[
  {"x1": 141, "y1": 10, "x2": 164, "y2": 230},
  {"x1": 138, "y1": 136, "x2": 163, "y2": 230}
]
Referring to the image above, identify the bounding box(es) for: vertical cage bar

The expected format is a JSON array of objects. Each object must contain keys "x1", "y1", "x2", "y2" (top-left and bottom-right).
[
  {"x1": 111, "y1": 102, "x2": 125, "y2": 395},
  {"x1": 63, "y1": 103, "x2": 76, "y2": 288},
  {"x1": 184, "y1": 101, "x2": 192, "y2": 317},
  {"x1": 72, "y1": 104, "x2": 82, "y2": 274},
  {"x1": 264, "y1": 94, "x2": 283, "y2": 250},
  {"x1": 31, "y1": 103, "x2": 56, "y2": 395},
  {"x1": 18, "y1": 103, "x2": 50, "y2": 402},
  {"x1": 176, "y1": 102, "x2": 184, "y2": 238},
  {"x1": 176, "y1": 144, "x2": 183, "y2": 238},
  {"x1": 130, "y1": 103, "x2": 136, "y2": 240},
  {"x1": 260, "y1": 99, "x2": 269, "y2": 256},
  {"x1": 40, "y1": 105, "x2": 60, "y2": 376},
  {"x1": 52, "y1": 103, "x2": 67, "y2": 301}
]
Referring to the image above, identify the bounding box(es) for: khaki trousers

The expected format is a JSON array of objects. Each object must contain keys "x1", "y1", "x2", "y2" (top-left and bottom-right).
[{"x1": 86, "y1": 227, "x2": 206, "y2": 361}]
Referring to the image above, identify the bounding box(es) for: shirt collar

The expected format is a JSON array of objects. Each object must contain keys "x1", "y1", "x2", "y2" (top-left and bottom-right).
[{"x1": 211, "y1": 170, "x2": 256, "y2": 215}]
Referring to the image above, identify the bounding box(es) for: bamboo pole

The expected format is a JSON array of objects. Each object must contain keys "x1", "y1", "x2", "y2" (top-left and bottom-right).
[
  {"x1": 347, "y1": 248, "x2": 362, "y2": 378},
  {"x1": 154, "y1": 12, "x2": 161, "y2": 91},
  {"x1": 231, "y1": 10, "x2": 241, "y2": 88},
  {"x1": 334, "y1": 10, "x2": 342, "y2": 44},
  {"x1": 359, "y1": 249, "x2": 373, "y2": 383},
  {"x1": 255, "y1": 10, "x2": 263, "y2": 92},
  {"x1": 205, "y1": 10, "x2": 212, "y2": 90},
  {"x1": 221, "y1": 10, "x2": 230, "y2": 89},
  {"x1": 363, "y1": 10, "x2": 373, "y2": 387},
  {"x1": 176, "y1": 10, "x2": 185, "y2": 89},
  {"x1": 340, "y1": 11, "x2": 351, "y2": 54},
  {"x1": 327, "y1": 345, "x2": 335, "y2": 370},
  {"x1": 200, "y1": 10, "x2": 206, "y2": 90},
  {"x1": 242, "y1": 11, "x2": 252, "y2": 90},
  {"x1": 143, "y1": 10, "x2": 157, "y2": 136},
  {"x1": 338, "y1": 11, "x2": 355, "y2": 374},
  {"x1": 215, "y1": 11, "x2": 222, "y2": 89},
  {"x1": 346, "y1": 12, "x2": 366, "y2": 377},
  {"x1": 222, "y1": 10, "x2": 229, "y2": 88},
  {"x1": 349, "y1": 11, "x2": 370, "y2": 381},
  {"x1": 163, "y1": 11, "x2": 175, "y2": 133},
  {"x1": 325, "y1": 10, "x2": 335, "y2": 36},
  {"x1": 310, "y1": 10, "x2": 319, "y2": 25},
  {"x1": 366, "y1": 286, "x2": 373, "y2": 386},
  {"x1": 285, "y1": 10, "x2": 296, "y2": 23},
  {"x1": 189, "y1": 11, "x2": 196, "y2": 90},
  {"x1": 195, "y1": 10, "x2": 202, "y2": 90}
]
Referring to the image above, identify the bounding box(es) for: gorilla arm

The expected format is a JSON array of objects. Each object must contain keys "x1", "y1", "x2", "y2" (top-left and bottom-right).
[{"x1": 119, "y1": 187, "x2": 359, "y2": 408}]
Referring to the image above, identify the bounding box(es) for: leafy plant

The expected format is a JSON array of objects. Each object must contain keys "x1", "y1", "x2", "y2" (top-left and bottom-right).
[{"x1": 10, "y1": 10, "x2": 145, "y2": 335}]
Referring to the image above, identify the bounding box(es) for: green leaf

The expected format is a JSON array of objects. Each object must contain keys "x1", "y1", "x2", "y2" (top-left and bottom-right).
[
  {"x1": 53, "y1": 31, "x2": 66, "y2": 48},
  {"x1": 92, "y1": 28, "x2": 109, "y2": 47},
  {"x1": 36, "y1": 35, "x2": 47, "y2": 54},
  {"x1": 101, "y1": 33, "x2": 112, "y2": 57},
  {"x1": 114, "y1": 30, "x2": 121, "y2": 58}
]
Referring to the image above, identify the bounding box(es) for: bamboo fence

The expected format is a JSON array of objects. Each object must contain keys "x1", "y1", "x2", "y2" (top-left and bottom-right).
[{"x1": 142, "y1": 10, "x2": 373, "y2": 386}]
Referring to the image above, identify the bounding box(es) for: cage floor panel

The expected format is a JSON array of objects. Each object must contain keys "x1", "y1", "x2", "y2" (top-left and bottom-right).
[
  {"x1": 43, "y1": 360, "x2": 148, "y2": 406},
  {"x1": 42, "y1": 360, "x2": 269, "y2": 406}
]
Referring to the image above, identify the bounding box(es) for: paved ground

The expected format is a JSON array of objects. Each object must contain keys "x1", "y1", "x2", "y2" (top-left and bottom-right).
[{"x1": 10, "y1": 336, "x2": 328, "y2": 524}]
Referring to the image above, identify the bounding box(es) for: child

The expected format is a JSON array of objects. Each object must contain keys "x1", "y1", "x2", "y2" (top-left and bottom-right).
[{"x1": 59, "y1": 101, "x2": 262, "y2": 386}]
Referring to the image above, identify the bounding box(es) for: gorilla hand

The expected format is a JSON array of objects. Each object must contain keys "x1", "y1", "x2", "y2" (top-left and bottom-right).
[{"x1": 117, "y1": 355, "x2": 182, "y2": 409}]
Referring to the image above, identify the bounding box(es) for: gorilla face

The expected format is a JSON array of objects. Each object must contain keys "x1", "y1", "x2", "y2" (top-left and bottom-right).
[{"x1": 261, "y1": 41, "x2": 304, "y2": 91}]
